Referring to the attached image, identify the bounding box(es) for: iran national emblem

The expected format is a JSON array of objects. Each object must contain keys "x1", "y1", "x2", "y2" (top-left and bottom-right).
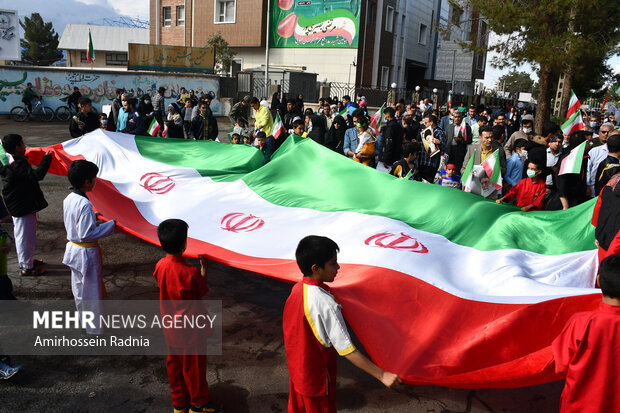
[
  {"x1": 139, "y1": 172, "x2": 175, "y2": 194},
  {"x1": 221, "y1": 212, "x2": 265, "y2": 233},
  {"x1": 364, "y1": 232, "x2": 428, "y2": 253}
]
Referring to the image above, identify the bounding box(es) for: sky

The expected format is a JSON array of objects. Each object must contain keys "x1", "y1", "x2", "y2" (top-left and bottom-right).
[{"x1": 8, "y1": 0, "x2": 620, "y2": 90}]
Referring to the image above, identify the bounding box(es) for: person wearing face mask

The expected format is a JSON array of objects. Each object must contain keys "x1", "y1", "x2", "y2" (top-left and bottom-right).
[
  {"x1": 496, "y1": 160, "x2": 546, "y2": 211},
  {"x1": 504, "y1": 114, "x2": 535, "y2": 158},
  {"x1": 546, "y1": 134, "x2": 563, "y2": 192},
  {"x1": 505, "y1": 139, "x2": 529, "y2": 189},
  {"x1": 589, "y1": 114, "x2": 601, "y2": 134},
  {"x1": 138, "y1": 94, "x2": 154, "y2": 128}
]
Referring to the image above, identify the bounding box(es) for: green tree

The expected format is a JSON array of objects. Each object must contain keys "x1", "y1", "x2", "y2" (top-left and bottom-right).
[
  {"x1": 20, "y1": 13, "x2": 63, "y2": 66},
  {"x1": 497, "y1": 71, "x2": 534, "y2": 99},
  {"x1": 207, "y1": 32, "x2": 237, "y2": 75},
  {"x1": 453, "y1": 0, "x2": 620, "y2": 133}
]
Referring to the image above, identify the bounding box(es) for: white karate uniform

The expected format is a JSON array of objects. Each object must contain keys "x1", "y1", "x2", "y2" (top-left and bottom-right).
[
  {"x1": 13, "y1": 213, "x2": 36, "y2": 269},
  {"x1": 62, "y1": 192, "x2": 115, "y2": 334}
]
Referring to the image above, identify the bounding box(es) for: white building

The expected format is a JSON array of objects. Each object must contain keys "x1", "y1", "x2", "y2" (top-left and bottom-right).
[{"x1": 58, "y1": 24, "x2": 149, "y2": 69}]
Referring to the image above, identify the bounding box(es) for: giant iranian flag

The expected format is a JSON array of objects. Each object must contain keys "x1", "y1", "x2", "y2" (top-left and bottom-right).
[{"x1": 27, "y1": 130, "x2": 600, "y2": 388}]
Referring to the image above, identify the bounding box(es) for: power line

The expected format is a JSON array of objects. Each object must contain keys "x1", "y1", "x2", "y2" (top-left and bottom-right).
[{"x1": 86, "y1": 17, "x2": 149, "y2": 29}]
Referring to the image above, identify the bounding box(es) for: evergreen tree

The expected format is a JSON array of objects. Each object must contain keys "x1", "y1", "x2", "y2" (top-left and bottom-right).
[{"x1": 20, "y1": 13, "x2": 63, "y2": 66}]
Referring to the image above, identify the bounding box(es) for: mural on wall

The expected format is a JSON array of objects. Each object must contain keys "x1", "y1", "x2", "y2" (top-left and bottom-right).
[
  {"x1": 0, "y1": 68, "x2": 223, "y2": 115},
  {"x1": 269, "y1": 0, "x2": 360, "y2": 48}
]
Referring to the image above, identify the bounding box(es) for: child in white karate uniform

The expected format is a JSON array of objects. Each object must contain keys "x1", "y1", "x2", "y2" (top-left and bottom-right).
[{"x1": 62, "y1": 160, "x2": 115, "y2": 335}]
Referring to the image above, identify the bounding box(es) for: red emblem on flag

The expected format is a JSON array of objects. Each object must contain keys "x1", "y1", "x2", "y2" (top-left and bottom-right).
[
  {"x1": 139, "y1": 172, "x2": 175, "y2": 194},
  {"x1": 221, "y1": 213, "x2": 265, "y2": 233},
  {"x1": 364, "y1": 232, "x2": 428, "y2": 253}
]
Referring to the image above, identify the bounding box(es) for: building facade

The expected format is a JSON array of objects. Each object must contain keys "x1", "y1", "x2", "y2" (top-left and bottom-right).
[
  {"x1": 149, "y1": 0, "x2": 486, "y2": 95},
  {"x1": 59, "y1": 24, "x2": 149, "y2": 69}
]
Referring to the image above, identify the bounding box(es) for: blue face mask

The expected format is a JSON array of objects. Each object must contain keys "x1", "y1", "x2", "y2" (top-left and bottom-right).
[
  {"x1": 590, "y1": 122, "x2": 598, "y2": 128},
  {"x1": 526, "y1": 170, "x2": 536, "y2": 178}
]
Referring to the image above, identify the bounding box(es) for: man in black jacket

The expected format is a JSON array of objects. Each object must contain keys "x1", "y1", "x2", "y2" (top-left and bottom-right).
[
  {"x1": 69, "y1": 97, "x2": 100, "y2": 138},
  {"x1": 283, "y1": 99, "x2": 302, "y2": 133},
  {"x1": 445, "y1": 110, "x2": 472, "y2": 172},
  {"x1": 0, "y1": 134, "x2": 52, "y2": 276},
  {"x1": 380, "y1": 107, "x2": 403, "y2": 168}
]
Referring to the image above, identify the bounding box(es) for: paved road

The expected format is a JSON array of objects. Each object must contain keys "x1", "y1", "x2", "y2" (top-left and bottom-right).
[{"x1": 0, "y1": 118, "x2": 564, "y2": 412}]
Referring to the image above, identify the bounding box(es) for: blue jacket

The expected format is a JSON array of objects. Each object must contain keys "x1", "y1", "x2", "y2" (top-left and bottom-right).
[
  {"x1": 505, "y1": 152, "x2": 523, "y2": 186},
  {"x1": 125, "y1": 111, "x2": 145, "y2": 136},
  {"x1": 342, "y1": 127, "x2": 359, "y2": 158}
]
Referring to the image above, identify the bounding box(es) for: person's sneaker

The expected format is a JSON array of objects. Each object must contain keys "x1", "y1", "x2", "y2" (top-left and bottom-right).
[
  {"x1": 0, "y1": 361, "x2": 22, "y2": 379},
  {"x1": 190, "y1": 401, "x2": 224, "y2": 413},
  {"x1": 173, "y1": 406, "x2": 188, "y2": 413}
]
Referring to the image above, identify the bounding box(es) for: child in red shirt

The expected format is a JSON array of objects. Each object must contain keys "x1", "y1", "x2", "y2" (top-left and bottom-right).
[
  {"x1": 283, "y1": 236, "x2": 401, "y2": 413},
  {"x1": 552, "y1": 254, "x2": 620, "y2": 412},
  {"x1": 153, "y1": 219, "x2": 223, "y2": 413},
  {"x1": 496, "y1": 160, "x2": 546, "y2": 211}
]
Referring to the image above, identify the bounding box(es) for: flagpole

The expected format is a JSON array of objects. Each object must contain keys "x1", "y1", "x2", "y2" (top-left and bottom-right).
[{"x1": 264, "y1": 0, "x2": 271, "y2": 98}]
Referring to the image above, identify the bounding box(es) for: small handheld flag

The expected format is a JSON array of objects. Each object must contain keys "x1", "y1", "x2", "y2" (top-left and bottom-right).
[
  {"x1": 147, "y1": 118, "x2": 160, "y2": 136},
  {"x1": 559, "y1": 141, "x2": 587, "y2": 175}
]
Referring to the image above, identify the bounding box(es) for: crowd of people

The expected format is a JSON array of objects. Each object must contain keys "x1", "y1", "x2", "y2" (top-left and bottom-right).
[
  {"x1": 69, "y1": 86, "x2": 219, "y2": 140},
  {"x1": 2, "y1": 81, "x2": 620, "y2": 411},
  {"x1": 230, "y1": 92, "x2": 620, "y2": 214}
]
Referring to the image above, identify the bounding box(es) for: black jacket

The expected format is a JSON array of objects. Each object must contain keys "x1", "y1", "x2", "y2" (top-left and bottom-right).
[
  {"x1": 0, "y1": 154, "x2": 52, "y2": 217},
  {"x1": 380, "y1": 119, "x2": 404, "y2": 165},
  {"x1": 69, "y1": 111, "x2": 100, "y2": 138}
]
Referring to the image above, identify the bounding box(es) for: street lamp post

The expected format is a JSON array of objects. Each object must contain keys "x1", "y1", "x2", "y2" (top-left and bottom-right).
[
  {"x1": 432, "y1": 88, "x2": 438, "y2": 110},
  {"x1": 389, "y1": 82, "x2": 397, "y2": 105},
  {"x1": 414, "y1": 85, "x2": 420, "y2": 107}
]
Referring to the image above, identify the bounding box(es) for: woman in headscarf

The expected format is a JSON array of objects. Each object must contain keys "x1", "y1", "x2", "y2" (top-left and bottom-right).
[
  {"x1": 294, "y1": 93, "x2": 304, "y2": 114},
  {"x1": 270, "y1": 92, "x2": 281, "y2": 118},
  {"x1": 324, "y1": 115, "x2": 346, "y2": 154},
  {"x1": 165, "y1": 104, "x2": 185, "y2": 138},
  {"x1": 555, "y1": 130, "x2": 589, "y2": 209},
  {"x1": 138, "y1": 94, "x2": 154, "y2": 128}
]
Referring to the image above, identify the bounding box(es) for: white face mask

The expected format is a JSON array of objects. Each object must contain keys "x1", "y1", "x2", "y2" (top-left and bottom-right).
[
  {"x1": 520, "y1": 149, "x2": 528, "y2": 160},
  {"x1": 526, "y1": 170, "x2": 536, "y2": 178},
  {"x1": 523, "y1": 127, "x2": 532, "y2": 134}
]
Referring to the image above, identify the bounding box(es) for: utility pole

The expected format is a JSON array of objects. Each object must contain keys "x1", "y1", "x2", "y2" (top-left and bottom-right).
[
  {"x1": 451, "y1": 49, "x2": 456, "y2": 94},
  {"x1": 264, "y1": 0, "x2": 271, "y2": 98}
]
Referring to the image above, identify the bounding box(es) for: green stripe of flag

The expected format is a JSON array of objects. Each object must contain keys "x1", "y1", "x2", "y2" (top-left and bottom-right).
[{"x1": 133, "y1": 135, "x2": 595, "y2": 255}]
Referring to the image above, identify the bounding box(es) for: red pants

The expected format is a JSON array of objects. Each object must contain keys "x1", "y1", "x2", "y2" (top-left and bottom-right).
[
  {"x1": 288, "y1": 378, "x2": 336, "y2": 413},
  {"x1": 167, "y1": 353, "x2": 211, "y2": 407}
]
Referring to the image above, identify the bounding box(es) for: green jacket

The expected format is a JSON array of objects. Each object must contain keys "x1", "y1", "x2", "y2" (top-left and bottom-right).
[{"x1": 22, "y1": 87, "x2": 38, "y2": 102}]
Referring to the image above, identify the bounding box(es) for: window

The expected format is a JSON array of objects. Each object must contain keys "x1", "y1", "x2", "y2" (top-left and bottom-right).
[
  {"x1": 381, "y1": 66, "x2": 389, "y2": 89},
  {"x1": 401, "y1": 15, "x2": 405, "y2": 37},
  {"x1": 162, "y1": 6, "x2": 171, "y2": 27},
  {"x1": 477, "y1": 20, "x2": 488, "y2": 47},
  {"x1": 476, "y1": 53, "x2": 485, "y2": 71},
  {"x1": 418, "y1": 24, "x2": 427, "y2": 45},
  {"x1": 214, "y1": 0, "x2": 236, "y2": 24},
  {"x1": 385, "y1": 6, "x2": 394, "y2": 33},
  {"x1": 80, "y1": 51, "x2": 89, "y2": 62},
  {"x1": 366, "y1": 2, "x2": 375, "y2": 27},
  {"x1": 451, "y1": 5, "x2": 462, "y2": 27},
  {"x1": 176, "y1": 6, "x2": 185, "y2": 26},
  {"x1": 106, "y1": 52, "x2": 128, "y2": 66}
]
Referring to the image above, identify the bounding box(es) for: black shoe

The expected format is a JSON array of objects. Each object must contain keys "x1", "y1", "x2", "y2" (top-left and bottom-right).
[
  {"x1": 190, "y1": 401, "x2": 224, "y2": 413},
  {"x1": 21, "y1": 267, "x2": 46, "y2": 276}
]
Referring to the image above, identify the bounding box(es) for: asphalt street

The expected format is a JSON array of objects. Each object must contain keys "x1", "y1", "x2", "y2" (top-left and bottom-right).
[{"x1": 0, "y1": 118, "x2": 564, "y2": 412}]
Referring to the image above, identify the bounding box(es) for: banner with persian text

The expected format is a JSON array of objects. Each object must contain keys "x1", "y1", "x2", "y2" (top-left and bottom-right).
[
  {"x1": 269, "y1": 0, "x2": 360, "y2": 48},
  {"x1": 128, "y1": 43, "x2": 215, "y2": 74}
]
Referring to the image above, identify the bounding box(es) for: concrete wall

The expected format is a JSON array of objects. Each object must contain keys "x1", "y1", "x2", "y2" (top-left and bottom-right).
[
  {"x1": 0, "y1": 66, "x2": 223, "y2": 115},
  {"x1": 237, "y1": 48, "x2": 358, "y2": 86}
]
